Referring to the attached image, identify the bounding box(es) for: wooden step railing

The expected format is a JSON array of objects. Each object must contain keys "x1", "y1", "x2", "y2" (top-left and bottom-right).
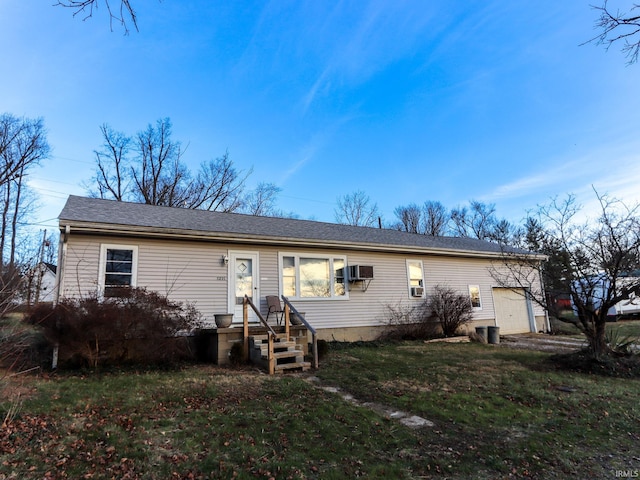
[
  {"x1": 242, "y1": 295, "x2": 318, "y2": 373},
  {"x1": 242, "y1": 295, "x2": 278, "y2": 373},
  {"x1": 281, "y1": 295, "x2": 318, "y2": 370}
]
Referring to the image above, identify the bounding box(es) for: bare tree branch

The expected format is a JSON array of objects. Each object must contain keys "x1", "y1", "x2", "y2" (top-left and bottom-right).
[
  {"x1": 243, "y1": 182, "x2": 281, "y2": 216},
  {"x1": 586, "y1": 0, "x2": 640, "y2": 64},
  {"x1": 55, "y1": 0, "x2": 138, "y2": 34}
]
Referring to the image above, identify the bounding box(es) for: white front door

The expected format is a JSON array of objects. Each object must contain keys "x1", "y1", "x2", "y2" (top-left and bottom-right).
[{"x1": 229, "y1": 252, "x2": 259, "y2": 324}]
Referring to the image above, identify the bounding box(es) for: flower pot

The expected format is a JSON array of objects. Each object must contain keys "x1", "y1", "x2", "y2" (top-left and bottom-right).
[
  {"x1": 214, "y1": 314, "x2": 233, "y2": 328},
  {"x1": 291, "y1": 311, "x2": 305, "y2": 325}
]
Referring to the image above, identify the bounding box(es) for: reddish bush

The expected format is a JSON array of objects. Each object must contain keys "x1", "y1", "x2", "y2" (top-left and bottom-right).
[{"x1": 26, "y1": 288, "x2": 202, "y2": 368}]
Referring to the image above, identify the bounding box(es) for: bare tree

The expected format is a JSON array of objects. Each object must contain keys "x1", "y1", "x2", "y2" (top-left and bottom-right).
[
  {"x1": 335, "y1": 190, "x2": 380, "y2": 227},
  {"x1": 243, "y1": 182, "x2": 281, "y2": 216},
  {"x1": 86, "y1": 119, "x2": 250, "y2": 212},
  {"x1": 422, "y1": 200, "x2": 449, "y2": 236},
  {"x1": 186, "y1": 152, "x2": 250, "y2": 212},
  {"x1": 467, "y1": 201, "x2": 497, "y2": 240},
  {"x1": 90, "y1": 124, "x2": 131, "y2": 201},
  {"x1": 450, "y1": 200, "x2": 502, "y2": 241},
  {"x1": 0, "y1": 114, "x2": 50, "y2": 269},
  {"x1": 392, "y1": 203, "x2": 422, "y2": 233},
  {"x1": 449, "y1": 205, "x2": 469, "y2": 237},
  {"x1": 493, "y1": 191, "x2": 640, "y2": 357},
  {"x1": 0, "y1": 113, "x2": 50, "y2": 315},
  {"x1": 131, "y1": 119, "x2": 188, "y2": 207},
  {"x1": 0, "y1": 115, "x2": 49, "y2": 189},
  {"x1": 55, "y1": 0, "x2": 138, "y2": 33},
  {"x1": 587, "y1": 1, "x2": 640, "y2": 64}
]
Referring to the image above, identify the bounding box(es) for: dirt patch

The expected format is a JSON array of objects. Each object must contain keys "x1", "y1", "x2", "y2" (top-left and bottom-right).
[
  {"x1": 550, "y1": 349, "x2": 640, "y2": 378},
  {"x1": 502, "y1": 334, "x2": 640, "y2": 378},
  {"x1": 0, "y1": 370, "x2": 39, "y2": 404}
]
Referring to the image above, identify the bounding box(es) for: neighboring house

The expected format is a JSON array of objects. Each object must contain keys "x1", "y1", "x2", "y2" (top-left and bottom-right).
[
  {"x1": 23, "y1": 262, "x2": 57, "y2": 304},
  {"x1": 56, "y1": 195, "x2": 547, "y2": 341}
]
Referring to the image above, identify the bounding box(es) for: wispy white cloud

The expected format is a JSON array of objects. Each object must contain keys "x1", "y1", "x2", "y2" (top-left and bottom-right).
[
  {"x1": 300, "y1": 1, "x2": 436, "y2": 113},
  {"x1": 280, "y1": 114, "x2": 356, "y2": 184},
  {"x1": 481, "y1": 137, "x2": 640, "y2": 222}
]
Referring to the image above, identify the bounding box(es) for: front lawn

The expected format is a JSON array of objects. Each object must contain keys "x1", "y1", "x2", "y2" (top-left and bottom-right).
[{"x1": 1, "y1": 341, "x2": 639, "y2": 479}]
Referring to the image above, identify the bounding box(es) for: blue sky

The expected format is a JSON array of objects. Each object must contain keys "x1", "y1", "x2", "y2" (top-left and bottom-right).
[{"x1": 1, "y1": 1, "x2": 639, "y2": 231}]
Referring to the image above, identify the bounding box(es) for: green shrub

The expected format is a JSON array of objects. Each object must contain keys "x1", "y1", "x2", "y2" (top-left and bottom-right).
[{"x1": 605, "y1": 327, "x2": 640, "y2": 355}]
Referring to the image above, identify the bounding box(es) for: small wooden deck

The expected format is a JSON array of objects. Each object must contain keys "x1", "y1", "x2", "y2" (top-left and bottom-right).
[{"x1": 195, "y1": 324, "x2": 310, "y2": 366}]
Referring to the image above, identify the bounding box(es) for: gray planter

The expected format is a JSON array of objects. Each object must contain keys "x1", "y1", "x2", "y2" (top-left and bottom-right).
[
  {"x1": 214, "y1": 314, "x2": 234, "y2": 328},
  {"x1": 291, "y1": 311, "x2": 305, "y2": 325}
]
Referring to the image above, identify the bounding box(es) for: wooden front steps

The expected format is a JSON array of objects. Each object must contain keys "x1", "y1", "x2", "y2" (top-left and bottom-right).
[{"x1": 249, "y1": 333, "x2": 311, "y2": 374}]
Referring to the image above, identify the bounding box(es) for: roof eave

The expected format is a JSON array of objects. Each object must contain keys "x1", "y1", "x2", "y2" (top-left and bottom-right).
[{"x1": 59, "y1": 220, "x2": 545, "y2": 261}]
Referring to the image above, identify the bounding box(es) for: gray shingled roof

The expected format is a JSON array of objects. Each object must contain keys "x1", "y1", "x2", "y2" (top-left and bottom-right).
[{"x1": 59, "y1": 195, "x2": 537, "y2": 258}]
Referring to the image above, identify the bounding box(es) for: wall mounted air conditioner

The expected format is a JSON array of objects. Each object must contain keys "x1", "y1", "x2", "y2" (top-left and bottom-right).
[
  {"x1": 349, "y1": 265, "x2": 374, "y2": 280},
  {"x1": 411, "y1": 286, "x2": 424, "y2": 297}
]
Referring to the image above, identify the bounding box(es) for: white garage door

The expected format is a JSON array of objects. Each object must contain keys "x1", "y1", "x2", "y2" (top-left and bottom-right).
[{"x1": 492, "y1": 288, "x2": 533, "y2": 334}]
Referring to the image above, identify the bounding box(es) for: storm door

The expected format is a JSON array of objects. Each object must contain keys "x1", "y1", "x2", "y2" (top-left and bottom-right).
[{"x1": 229, "y1": 252, "x2": 259, "y2": 323}]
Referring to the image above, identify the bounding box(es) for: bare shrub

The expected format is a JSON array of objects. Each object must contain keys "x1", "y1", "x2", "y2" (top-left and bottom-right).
[
  {"x1": 379, "y1": 300, "x2": 440, "y2": 340},
  {"x1": 428, "y1": 286, "x2": 474, "y2": 337},
  {"x1": 0, "y1": 316, "x2": 49, "y2": 372},
  {"x1": 26, "y1": 288, "x2": 202, "y2": 368}
]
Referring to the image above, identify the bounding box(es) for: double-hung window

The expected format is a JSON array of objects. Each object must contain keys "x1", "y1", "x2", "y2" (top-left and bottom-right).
[
  {"x1": 468, "y1": 285, "x2": 482, "y2": 310},
  {"x1": 280, "y1": 254, "x2": 347, "y2": 299},
  {"x1": 407, "y1": 260, "x2": 424, "y2": 298},
  {"x1": 99, "y1": 244, "x2": 138, "y2": 297}
]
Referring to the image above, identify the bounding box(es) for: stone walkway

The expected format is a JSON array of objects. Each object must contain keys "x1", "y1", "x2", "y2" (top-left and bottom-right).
[
  {"x1": 299, "y1": 333, "x2": 596, "y2": 430},
  {"x1": 303, "y1": 375, "x2": 434, "y2": 429}
]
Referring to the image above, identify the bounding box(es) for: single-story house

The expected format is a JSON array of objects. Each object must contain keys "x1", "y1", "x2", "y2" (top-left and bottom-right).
[{"x1": 55, "y1": 195, "x2": 547, "y2": 344}]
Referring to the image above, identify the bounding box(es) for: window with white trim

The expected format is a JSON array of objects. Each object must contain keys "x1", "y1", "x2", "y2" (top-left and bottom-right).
[
  {"x1": 469, "y1": 284, "x2": 482, "y2": 309},
  {"x1": 280, "y1": 253, "x2": 347, "y2": 299},
  {"x1": 99, "y1": 244, "x2": 138, "y2": 297},
  {"x1": 406, "y1": 260, "x2": 424, "y2": 298}
]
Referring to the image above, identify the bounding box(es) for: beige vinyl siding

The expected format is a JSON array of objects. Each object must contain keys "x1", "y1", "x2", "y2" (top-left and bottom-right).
[
  {"x1": 61, "y1": 240, "x2": 101, "y2": 298},
  {"x1": 60, "y1": 233, "x2": 545, "y2": 334},
  {"x1": 137, "y1": 239, "x2": 227, "y2": 323},
  {"x1": 61, "y1": 234, "x2": 232, "y2": 325},
  {"x1": 424, "y1": 256, "x2": 499, "y2": 322}
]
